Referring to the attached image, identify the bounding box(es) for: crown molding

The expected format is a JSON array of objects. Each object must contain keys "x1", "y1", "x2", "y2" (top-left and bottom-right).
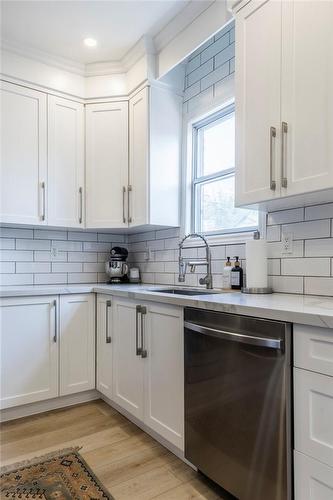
[
  {"x1": 153, "y1": 0, "x2": 215, "y2": 53},
  {"x1": 1, "y1": 33, "x2": 156, "y2": 78}
]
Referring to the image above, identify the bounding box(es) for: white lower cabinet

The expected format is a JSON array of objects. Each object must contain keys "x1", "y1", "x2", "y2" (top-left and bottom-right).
[
  {"x1": 59, "y1": 294, "x2": 95, "y2": 396},
  {"x1": 112, "y1": 298, "x2": 145, "y2": 420},
  {"x1": 0, "y1": 296, "x2": 58, "y2": 409},
  {"x1": 294, "y1": 324, "x2": 333, "y2": 499},
  {"x1": 96, "y1": 294, "x2": 113, "y2": 400},
  {"x1": 295, "y1": 451, "x2": 333, "y2": 500},
  {"x1": 96, "y1": 295, "x2": 184, "y2": 450},
  {"x1": 144, "y1": 303, "x2": 184, "y2": 449}
]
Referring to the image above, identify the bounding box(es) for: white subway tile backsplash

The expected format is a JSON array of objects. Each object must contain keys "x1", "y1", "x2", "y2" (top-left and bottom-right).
[
  {"x1": 68, "y1": 231, "x2": 97, "y2": 241},
  {"x1": 185, "y1": 54, "x2": 200, "y2": 75},
  {"x1": 267, "y1": 240, "x2": 303, "y2": 258},
  {"x1": 155, "y1": 228, "x2": 180, "y2": 240},
  {"x1": 1, "y1": 274, "x2": 33, "y2": 286},
  {"x1": 266, "y1": 225, "x2": 281, "y2": 242},
  {"x1": 16, "y1": 239, "x2": 51, "y2": 250},
  {"x1": 164, "y1": 238, "x2": 180, "y2": 250},
  {"x1": 68, "y1": 273, "x2": 97, "y2": 284},
  {"x1": 0, "y1": 239, "x2": 15, "y2": 249},
  {"x1": 214, "y1": 44, "x2": 235, "y2": 69},
  {"x1": 164, "y1": 261, "x2": 179, "y2": 273},
  {"x1": 147, "y1": 239, "x2": 164, "y2": 251},
  {"x1": 305, "y1": 203, "x2": 333, "y2": 220},
  {"x1": 200, "y1": 32, "x2": 230, "y2": 63},
  {"x1": 305, "y1": 238, "x2": 333, "y2": 257},
  {"x1": 268, "y1": 208, "x2": 304, "y2": 225},
  {"x1": 34, "y1": 229, "x2": 67, "y2": 240},
  {"x1": 97, "y1": 233, "x2": 126, "y2": 243},
  {"x1": 201, "y1": 62, "x2": 229, "y2": 91},
  {"x1": 52, "y1": 262, "x2": 82, "y2": 273},
  {"x1": 0, "y1": 227, "x2": 33, "y2": 239},
  {"x1": 268, "y1": 276, "x2": 304, "y2": 294},
  {"x1": 34, "y1": 273, "x2": 67, "y2": 285},
  {"x1": 35, "y1": 250, "x2": 67, "y2": 262},
  {"x1": 83, "y1": 241, "x2": 112, "y2": 252},
  {"x1": 0, "y1": 250, "x2": 33, "y2": 261},
  {"x1": 187, "y1": 59, "x2": 214, "y2": 87},
  {"x1": 281, "y1": 258, "x2": 330, "y2": 277},
  {"x1": 68, "y1": 252, "x2": 96, "y2": 262},
  {"x1": 187, "y1": 86, "x2": 214, "y2": 113},
  {"x1": 0, "y1": 262, "x2": 15, "y2": 273},
  {"x1": 154, "y1": 250, "x2": 176, "y2": 262},
  {"x1": 16, "y1": 262, "x2": 51, "y2": 274},
  {"x1": 153, "y1": 273, "x2": 175, "y2": 285},
  {"x1": 211, "y1": 246, "x2": 226, "y2": 260},
  {"x1": 268, "y1": 259, "x2": 281, "y2": 275},
  {"x1": 183, "y1": 81, "x2": 200, "y2": 102},
  {"x1": 83, "y1": 262, "x2": 105, "y2": 273},
  {"x1": 304, "y1": 277, "x2": 333, "y2": 296},
  {"x1": 52, "y1": 240, "x2": 82, "y2": 251},
  {"x1": 226, "y1": 244, "x2": 246, "y2": 259},
  {"x1": 281, "y1": 220, "x2": 331, "y2": 240}
]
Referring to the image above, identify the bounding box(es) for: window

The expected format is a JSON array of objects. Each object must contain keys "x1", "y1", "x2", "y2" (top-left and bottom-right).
[{"x1": 191, "y1": 105, "x2": 258, "y2": 235}]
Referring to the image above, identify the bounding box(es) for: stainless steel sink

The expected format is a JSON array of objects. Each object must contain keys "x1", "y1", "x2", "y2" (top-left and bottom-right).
[{"x1": 148, "y1": 288, "x2": 223, "y2": 296}]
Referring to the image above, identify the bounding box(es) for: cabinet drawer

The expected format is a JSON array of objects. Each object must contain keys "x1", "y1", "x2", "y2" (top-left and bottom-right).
[
  {"x1": 294, "y1": 451, "x2": 333, "y2": 500},
  {"x1": 294, "y1": 324, "x2": 333, "y2": 377},
  {"x1": 294, "y1": 368, "x2": 333, "y2": 467}
]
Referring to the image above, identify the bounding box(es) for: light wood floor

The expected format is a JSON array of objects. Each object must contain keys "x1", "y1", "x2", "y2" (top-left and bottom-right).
[{"x1": 0, "y1": 400, "x2": 232, "y2": 499}]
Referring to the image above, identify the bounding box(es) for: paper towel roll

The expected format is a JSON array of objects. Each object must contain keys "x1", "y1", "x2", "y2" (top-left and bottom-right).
[{"x1": 245, "y1": 239, "x2": 268, "y2": 289}]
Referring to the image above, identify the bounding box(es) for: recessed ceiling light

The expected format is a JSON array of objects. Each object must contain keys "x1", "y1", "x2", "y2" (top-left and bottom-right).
[{"x1": 84, "y1": 38, "x2": 97, "y2": 47}]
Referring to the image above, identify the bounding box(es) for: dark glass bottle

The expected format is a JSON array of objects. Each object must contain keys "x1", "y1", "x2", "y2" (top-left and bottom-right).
[{"x1": 230, "y1": 256, "x2": 243, "y2": 290}]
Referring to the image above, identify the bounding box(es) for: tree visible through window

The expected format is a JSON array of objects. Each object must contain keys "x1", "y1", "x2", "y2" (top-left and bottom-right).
[{"x1": 192, "y1": 105, "x2": 258, "y2": 235}]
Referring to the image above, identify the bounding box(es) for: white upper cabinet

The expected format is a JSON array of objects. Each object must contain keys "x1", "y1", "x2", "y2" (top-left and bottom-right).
[
  {"x1": 0, "y1": 81, "x2": 47, "y2": 225},
  {"x1": 85, "y1": 101, "x2": 128, "y2": 229},
  {"x1": 235, "y1": 0, "x2": 282, "y2": 204},
  {"x1": 48, "y1": 96, "x2": 84, "y2": 227},
  {"x1": 235, "y1": 0, "x2": 333, "y2": 207},
  {"x1": 281, "y1": 0, "x2": 333, "y2": 196},
  {"x1": 128, "y1": 86, "x2": 182, "y2": 228}
]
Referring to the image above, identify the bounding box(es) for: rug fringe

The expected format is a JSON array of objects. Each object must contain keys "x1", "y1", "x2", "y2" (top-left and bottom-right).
[{"x1": 0, "y1": 446, "x2": 82, "y2": 475}]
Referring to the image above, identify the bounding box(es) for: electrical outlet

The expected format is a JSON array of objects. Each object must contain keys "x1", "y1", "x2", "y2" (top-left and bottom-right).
[
  {"x1": 50, "y1": 247, "x2": 58, "y2": 259},
  {"x1": 281, "y1": 232, "x2": 293, "y2": 254}
]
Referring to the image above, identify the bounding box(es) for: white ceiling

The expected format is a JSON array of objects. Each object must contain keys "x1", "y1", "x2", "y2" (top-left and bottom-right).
[{"x1": 0, "y1": 0, "x2": 192, "y2": 65}]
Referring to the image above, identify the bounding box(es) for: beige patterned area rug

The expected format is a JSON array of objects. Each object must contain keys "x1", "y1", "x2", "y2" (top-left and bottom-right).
[{"x1": 0, "y1": 447, "x2": 113, "y2": 499}]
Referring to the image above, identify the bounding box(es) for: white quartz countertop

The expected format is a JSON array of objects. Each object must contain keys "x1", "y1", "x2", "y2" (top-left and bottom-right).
[{"x1": 1, "y1": 283, "x2": 333, "y2": 328}]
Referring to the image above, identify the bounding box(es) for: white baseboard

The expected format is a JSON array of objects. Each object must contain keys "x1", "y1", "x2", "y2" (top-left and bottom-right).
[{"x1": 0, "y1": 390, "x2": 99, "y2": 423}]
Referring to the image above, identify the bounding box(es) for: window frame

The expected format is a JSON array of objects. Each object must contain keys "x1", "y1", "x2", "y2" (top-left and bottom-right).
[{"x1": 190, "y1": 104, "x2": 259, "y2": 237}]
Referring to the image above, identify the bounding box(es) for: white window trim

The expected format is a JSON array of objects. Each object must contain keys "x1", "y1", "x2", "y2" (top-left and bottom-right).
[{"x1": 180, "y1": 74, "x2": 266, "y2": 246}]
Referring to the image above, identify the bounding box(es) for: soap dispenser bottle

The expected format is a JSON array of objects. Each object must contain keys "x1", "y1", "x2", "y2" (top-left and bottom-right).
[
  {"x1": 222, "y1": 257, "x2": 232, "y2": 289},
  {"x1": 231, "y1": 256, "x2": 243, "y2": 290}
]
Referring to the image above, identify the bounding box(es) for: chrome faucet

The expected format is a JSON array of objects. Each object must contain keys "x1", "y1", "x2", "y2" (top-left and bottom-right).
[{"x1": 178, "y1": 233, "x2": 213, "y2": 289}]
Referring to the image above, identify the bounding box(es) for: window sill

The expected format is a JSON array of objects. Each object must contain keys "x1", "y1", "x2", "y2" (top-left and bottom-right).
[{"x1": 181, "y1": 231, "x2": 256, "y2": 248}]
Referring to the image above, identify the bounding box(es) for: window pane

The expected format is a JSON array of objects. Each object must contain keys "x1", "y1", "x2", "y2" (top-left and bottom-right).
[
  {"x1": 197, "y1": 112, "x2": 235, "y2": 177},
  {"x1": 196, "y1": 175, "x2": 258, "y2": 233}
]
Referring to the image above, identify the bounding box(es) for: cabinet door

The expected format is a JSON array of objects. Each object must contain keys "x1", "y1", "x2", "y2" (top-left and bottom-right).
[
  {"x1": 0, "y1": 81, "x2": 47, "y2": 224},
  {"x1": 294, "y1": 368, "x2": 333, "y2": 468},
  {"x1": 129, "y1": 88, "x2": 148, "y2": 227},
  {"x1": 235, "y1": 0, "x2": 282, "y2": 205},
  {"x1": 281, "y1": 0, "x2": 333, "y2": 196},
  {"x1": 59, "y1": 294, "x2": 95, "y2": 396},
  {"x1": 295, "y1": 451, "x2": 333, "y2": 500},
  {"x1": 96, "y1": 294, "x2": 113, "y2": 400},
  {"x1": 144, "y1": 304, "x2": 184, "y2": 449},
  {"x1": 112, "y1": 298, "x2": 144, "y2": 419},
  {"x1": 48, "y1": 96, "x2": 84, "y2": 227},
  {"x1": 86, "y1": 101, "x2": 128, "y2": 229},
  {"x1": 0, "y1": 296, "x2": 58, "y2": 409}
]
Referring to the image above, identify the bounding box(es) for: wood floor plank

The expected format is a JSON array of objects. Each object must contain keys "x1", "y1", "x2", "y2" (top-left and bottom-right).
[{"x1": 0, "y1": 400, "x2": 225, "y2": 499}]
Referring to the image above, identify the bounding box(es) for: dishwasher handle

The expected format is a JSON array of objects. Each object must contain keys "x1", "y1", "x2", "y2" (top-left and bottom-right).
[{"x1": 184, "y1": 321, "x2": 283, "y2": 350}]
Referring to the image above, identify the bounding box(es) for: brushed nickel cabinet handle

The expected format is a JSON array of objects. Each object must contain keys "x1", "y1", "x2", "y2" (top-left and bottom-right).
[
  {"x1": 79, "y1": 187, "x2": 83, "y2": 224},
  {"x1": 281, "y1": 122, "x2": 288, "y2": 188},
  {"x1": 106, "y1": 300, "x2": 111, "y2": 343},
  {"x1": 269, "y1": 127, "x2": 277, "y2": 191},
  {"x1": 140, "y1": 306, "x2": 147, "y2": 358},
  {"x1": 122, "y1": 186, "x2": 126, "y2": 224},
  {"x1": 41, "y1": 181, "x2": 46, "y2": 220},
  {"x1": 136, "y1": 305, "x2": 142, "y2": 355},
  {"x1": 53, "y1": 299, "x2": 57, "y2": 343},
  {"x1": 128, "y1": 185, "x2": 132, "y2": 224}
]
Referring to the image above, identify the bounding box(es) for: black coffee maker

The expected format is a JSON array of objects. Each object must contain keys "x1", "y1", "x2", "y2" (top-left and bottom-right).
[{"x1": 105, "y1": 247, "x2": 129, "y2": 283}]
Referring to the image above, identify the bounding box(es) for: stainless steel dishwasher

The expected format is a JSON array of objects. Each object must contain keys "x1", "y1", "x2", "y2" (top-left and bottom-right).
[{"x1": 184, "y1": 308, "x2": 292, "y2": 500}]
